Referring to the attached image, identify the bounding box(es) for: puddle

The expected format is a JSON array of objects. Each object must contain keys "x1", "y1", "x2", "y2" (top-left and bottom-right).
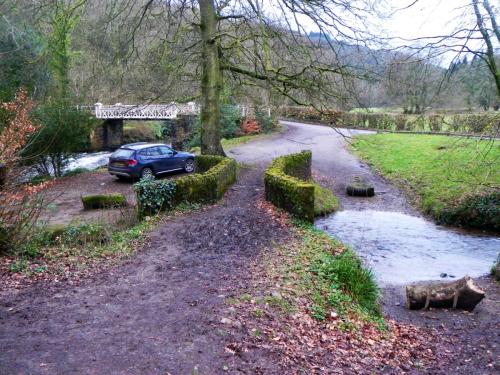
[{"x1": 316, "y1": 210, "x2": 499, "y2": 285}]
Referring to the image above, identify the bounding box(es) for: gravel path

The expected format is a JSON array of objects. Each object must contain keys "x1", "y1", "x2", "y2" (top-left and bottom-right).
[{"x1": 229, "y1": 121, "x2": 416, "y2": 213}]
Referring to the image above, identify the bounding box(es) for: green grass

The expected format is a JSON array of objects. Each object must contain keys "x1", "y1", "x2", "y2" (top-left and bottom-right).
[
  {"x1": 231, "y1": 220, "x2": 382, "y2": 327},
  {"x1": 313, "y1": 184, "x2": 340, "y2": 216},
  {"x1": 352, "y1": 133, "x2": 500, "y2": 229},
  {"x1": 283, "y1": 222, "x2": 381, "y2": 323}
]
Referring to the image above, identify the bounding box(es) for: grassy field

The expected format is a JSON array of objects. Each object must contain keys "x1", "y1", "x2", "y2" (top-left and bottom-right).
[{"x1": 352, "y1": 133, "x2": 500, "y2": 230}]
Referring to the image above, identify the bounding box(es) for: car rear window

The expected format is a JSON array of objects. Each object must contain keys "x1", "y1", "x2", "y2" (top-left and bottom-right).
[{"x1": 111, "y1": 149, "x2": 135, "y2": 158}]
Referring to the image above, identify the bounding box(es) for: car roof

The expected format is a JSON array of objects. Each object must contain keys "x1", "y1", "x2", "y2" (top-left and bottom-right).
[{"x1": 120, "y1": 142, "x2": 168, "y2": 150}]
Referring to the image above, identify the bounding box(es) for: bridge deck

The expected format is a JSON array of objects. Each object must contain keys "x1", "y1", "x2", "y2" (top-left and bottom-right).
[{"x1": 94, "y1": 103, "x2": 198, "y2": 120}]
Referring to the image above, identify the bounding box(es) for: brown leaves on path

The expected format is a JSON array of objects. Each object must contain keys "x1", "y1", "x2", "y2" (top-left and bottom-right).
[{"x1": 220, "y1": 200, "x2": 453, "y2": 374}]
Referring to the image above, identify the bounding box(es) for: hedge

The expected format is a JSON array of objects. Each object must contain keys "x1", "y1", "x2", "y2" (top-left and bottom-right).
[
  {"x1": 264, "y1": 151, "x2": 315, "y2": 222},
  {"x1": 437, "y1": 191, "x2": 500, "y2": 231},
  {"x1": 174, "y1": 155, "x2": 237, "y2": 204},
  {"x1": 279, "y1": 106, "x2": 500, "y2": 136},
  {"x1": 134, "y1": 155, "x2": 237, "y2": 217},
  {"x1": 81, "y1": 193, "x2": 127, "y2": 210}
]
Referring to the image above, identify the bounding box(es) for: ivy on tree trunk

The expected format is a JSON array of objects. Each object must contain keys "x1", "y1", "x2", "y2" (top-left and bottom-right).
[{"x1": 199, "y1": 0, "x2": 225, "y2": 156}]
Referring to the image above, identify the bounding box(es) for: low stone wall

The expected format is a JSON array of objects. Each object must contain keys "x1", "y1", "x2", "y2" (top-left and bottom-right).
[
  {"x1": 135, "y1": 155, "x2": 237, "y2": 217},
  {"x1": 264, "y1": 151, "x2": 315, "y2": 222},
  {"x1": 174, "y1": 155, "x2": 237, "y2": 204}
]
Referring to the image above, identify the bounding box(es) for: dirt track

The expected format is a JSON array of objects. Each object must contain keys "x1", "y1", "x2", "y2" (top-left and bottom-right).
[
  {"x1": 1, "y1": 121, "x2": 498, "y2": 374},
  {"x1": 0, "y1": 165, "x2": 289, "y2": 374}
]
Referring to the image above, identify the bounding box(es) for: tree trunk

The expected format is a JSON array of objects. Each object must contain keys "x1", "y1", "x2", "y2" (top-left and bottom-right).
[
  {"x1": 406, "y1": 276, "x2": 485, "y2": 311},
  {"x1": 198, "y1": 0, "x2": 225, "y2": 156},
  {"x1": 473, "y1": 0, "x2": 500, "y2": 100}
]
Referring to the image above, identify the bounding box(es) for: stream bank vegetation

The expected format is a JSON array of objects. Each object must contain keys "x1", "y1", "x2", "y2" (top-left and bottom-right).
[
  {"x1": 352, "y1": 133, "x2": 500, "y2": 231},
  {"x1": 224, "y1": 202, "x2": 449, "y2": 373}
]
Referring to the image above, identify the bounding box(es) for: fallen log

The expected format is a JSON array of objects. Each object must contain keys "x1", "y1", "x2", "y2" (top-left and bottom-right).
[
  {"x1": 406, "y1": 276, "x2": 485, "y2": 311},
  {"x1": 346, "y1": 176, "x2": 375, "y2": 197}
]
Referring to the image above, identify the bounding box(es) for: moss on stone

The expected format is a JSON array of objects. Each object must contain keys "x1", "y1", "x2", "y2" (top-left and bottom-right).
[
  {"x1": 81, "y1": 193, "x2": 127, "y2": 210},
  {"x1": 264, "y1": 151, "x2": 316, "y2": 222},
  {"x1": 314, "y1": 185, "x2": 340, "y2": 216},
  {"x1": 265, "y1": 151, "x2": 339, "y2": 221},
  {"x1": 174, "y1": 155, "x2": 237, "y2": 205}
]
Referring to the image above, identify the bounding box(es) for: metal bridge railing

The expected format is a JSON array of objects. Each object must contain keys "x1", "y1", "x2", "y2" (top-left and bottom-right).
[{"x1": 94, "y1": 102, "x2": 199, "y2": 120}]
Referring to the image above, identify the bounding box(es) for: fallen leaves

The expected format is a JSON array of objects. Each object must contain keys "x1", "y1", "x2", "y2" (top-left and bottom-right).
[
  {"x1": 256, "y1": 198, "x2": 290, "y2": 228},
  {"x1": 219, "y1": 203, "x2": 454, "y2": 374}
]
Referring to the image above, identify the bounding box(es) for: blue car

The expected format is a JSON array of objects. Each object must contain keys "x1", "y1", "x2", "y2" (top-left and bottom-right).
[{"x1": 108, "y1": 142, "x2": 195, "y2": 180}]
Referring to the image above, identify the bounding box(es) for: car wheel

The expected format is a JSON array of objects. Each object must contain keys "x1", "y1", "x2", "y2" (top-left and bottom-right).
[
  {"x1": 141, "y1": 167, "x2": 155, "y2": 179},
  {"x1": 184, "y1": 159, "x2": 195, "y2": 173}
]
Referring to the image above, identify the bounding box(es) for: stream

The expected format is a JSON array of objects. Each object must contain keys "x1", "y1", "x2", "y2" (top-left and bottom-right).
[
  {"x1": 316, "y1": 210, "x2": 499, "y2": 286},
  {"x1": 65, "y1": 151, "x2": 112, "y2": 171}
]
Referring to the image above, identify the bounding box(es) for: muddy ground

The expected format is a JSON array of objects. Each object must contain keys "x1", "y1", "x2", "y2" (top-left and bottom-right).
[
  {"x1": 39, "y1": 169, "x2": 190, "y2": 226},
  {"x1": 1, "y1": 121, "x2": 498, "y2": 374},
  {"x1": 39, "y1": 170, "x2": 137, "y2": 225},
  {"x1": 0, "y1": 166, "x2": 289, "y2": 374}
]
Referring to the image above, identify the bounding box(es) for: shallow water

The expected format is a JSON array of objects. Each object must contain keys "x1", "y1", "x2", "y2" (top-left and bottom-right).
[
  {"x1": 66, "y1": 151, "x2": 112, "y2": 171},
  {"x1": 316, "y1": 210, "x2": 500, "y2": 285}
]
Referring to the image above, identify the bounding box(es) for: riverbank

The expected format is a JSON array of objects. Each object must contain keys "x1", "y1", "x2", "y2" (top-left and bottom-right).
[{"x1": 352, "y1": 133, "x2": 499, "y2": 231}]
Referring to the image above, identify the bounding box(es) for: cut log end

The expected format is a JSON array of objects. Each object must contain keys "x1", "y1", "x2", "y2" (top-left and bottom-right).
[
  {"x1": 346, "y1": 176, "x2": 375, "y2": 197},
  {"x1": 406, "y1": 276, "x2": 485, "y2": 311}
]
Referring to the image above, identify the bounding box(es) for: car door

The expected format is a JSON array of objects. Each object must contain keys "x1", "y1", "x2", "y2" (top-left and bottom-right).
[
  {"x1": 158, "y1": 146, "x2": 179, "y2": 171},
  {"x1": 145, "y1": 146, "x2": 165, "y2": 173}
]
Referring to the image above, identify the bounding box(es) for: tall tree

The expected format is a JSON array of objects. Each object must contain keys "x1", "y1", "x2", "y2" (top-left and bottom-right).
[
  {"x1": 472, "y1": 0, "x2": 500, "y2": 99},
  {"x1": 199, "y1": 0, "x2": 224, "y2": 155},
  {"x1": 111, "y1": 0, "x2": 377, "y2": 154},
  {"x1": 46, "y1": 0, "x2": 86, "y2": 101},
  {"x1": 406, "y1": 0, "x2": 500, "y2": 102}
]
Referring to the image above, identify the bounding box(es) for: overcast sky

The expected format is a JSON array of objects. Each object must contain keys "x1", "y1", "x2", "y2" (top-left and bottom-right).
[{"x1": 382, "y1": 0, "x2": 472, "y2": 40}]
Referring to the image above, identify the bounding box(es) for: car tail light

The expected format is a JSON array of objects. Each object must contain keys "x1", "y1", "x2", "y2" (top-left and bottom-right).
[{"x1": 127, "y1": 159, "x2": 138, "y2": 167}]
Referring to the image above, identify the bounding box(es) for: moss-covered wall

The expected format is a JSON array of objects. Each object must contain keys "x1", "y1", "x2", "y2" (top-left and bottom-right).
[
  {"x1": 81, "y1": 193, "x2": 127, "y2": 210},
  {"x1": 264, "y1": 151, "x2": 315, "y2": 222},
  {"x1": 135, "y1": 155, "x2": 236, "y2": 217},
  {"x1": 174, "y1": 155, "x2": 237, "y2": 205},
  {"x1": 282, "y1": 150, "x2": 312, "y2": 180}
]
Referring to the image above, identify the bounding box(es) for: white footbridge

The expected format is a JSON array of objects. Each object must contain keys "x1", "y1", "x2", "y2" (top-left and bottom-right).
[{"x1": 94, "y1": 102, "x2": 199, "y2": 120}]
